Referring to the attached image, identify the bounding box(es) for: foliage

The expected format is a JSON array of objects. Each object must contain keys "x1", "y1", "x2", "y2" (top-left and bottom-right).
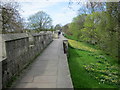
[
  {"x1": 54, "y1": 24, "x2": 62, "y2": 30},
  {"x1": 1, "y1": 2, "x2": 24, "y2": 33},
  {"x1": 68, "y1": 14, "x2": 87, "y2": 40},
  {"x1": 28, "y1": 11, "x2": 52, "y2": 32},
  {"x1": 62, "y1": 24, "x2": 69, "y2": 34},
  {"x1": 64, "y1": 2, "x2": 120, "y2": 88},
  {"x1": 64, "y1": 2, "x2": 119, "y2": 59}
]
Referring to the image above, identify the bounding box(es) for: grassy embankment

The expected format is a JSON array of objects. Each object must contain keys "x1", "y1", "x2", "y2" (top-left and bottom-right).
[{"x1": 66, "y1": 35, "x2": 119, "y2": 88}]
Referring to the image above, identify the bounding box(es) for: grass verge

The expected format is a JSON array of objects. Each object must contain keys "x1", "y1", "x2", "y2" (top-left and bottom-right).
[{"x1": 68, "y1": 39, "x2": 119, "y2": 88}]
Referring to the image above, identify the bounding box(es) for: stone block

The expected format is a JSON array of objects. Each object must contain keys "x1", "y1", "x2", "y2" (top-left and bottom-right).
[
  {"x1": 1, "y1": 32, "x2": 53, "y2": 88},
  {"x1": 0, "y1": 61, "x2": 2, "y2": 89}
]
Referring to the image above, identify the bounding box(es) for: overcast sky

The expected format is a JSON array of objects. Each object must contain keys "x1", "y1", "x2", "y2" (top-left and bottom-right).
[{"x1": 18, "y1": 0, "x2": 81, "y2": 26}]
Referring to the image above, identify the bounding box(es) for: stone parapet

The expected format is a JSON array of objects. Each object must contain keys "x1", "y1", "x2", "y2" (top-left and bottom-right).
[{"x1": 1, "y1": 32, "x2": 53, "y2": 88}]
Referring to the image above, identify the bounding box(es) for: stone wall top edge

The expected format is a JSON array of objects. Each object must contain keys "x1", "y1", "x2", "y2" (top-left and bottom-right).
[
  {"x1": 1, "y1": 33, "x2": 29, "y2": 41},
  {"x1": 0, "y1": 57, "x2": 7, "y2": 62},
  {"x1": 31, "y1": 33, "x2": 43, "y2": 36},
  {"x1": 31, "y1": 32, "x2": 52, "y2": 36},
  {"x1": 0, "y1": 32, "x2": 52, "y2": 41}
]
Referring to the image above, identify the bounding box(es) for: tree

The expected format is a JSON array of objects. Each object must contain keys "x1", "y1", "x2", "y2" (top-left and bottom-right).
[
  {"x1": 54, "y1": 24, "x2": 62, "y2": 30},
  {"x1": 106, "y1": 2, "x2": 119, "y2": 20},
  {"x1": 86, "y1": 2, "x2": 105, "y2": 13},
  {"x1": 62, "y1": 24, "x2": 69, "y2": 34},
  {"x1": 28, "y1": 11, "x2": 52, "y2": 32},
  {"x1": 65, "y1": 1, "x2": 119, "y2": 63},
  {"x1": 68, "y1": 0, "x2": 105, "y2": 15},
  {"x1": 68, "y1": 14, "x2": 86, "y2": 40},
  {"x1": 1, "y1": 2, "x2": 24, "y2": 33}
]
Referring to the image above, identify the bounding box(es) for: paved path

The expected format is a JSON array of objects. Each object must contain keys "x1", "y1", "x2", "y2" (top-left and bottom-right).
[{"x1": 13, "y1": 35, "x2": 73, "y2": 88}]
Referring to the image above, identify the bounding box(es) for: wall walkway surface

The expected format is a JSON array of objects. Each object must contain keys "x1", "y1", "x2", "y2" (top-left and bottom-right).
[
  {"x1": 1, "y1": 32, "x2": 53, "y2": 88},
  {"x1": 13, "y1": 35, "x2": 73, "y2": 88}
]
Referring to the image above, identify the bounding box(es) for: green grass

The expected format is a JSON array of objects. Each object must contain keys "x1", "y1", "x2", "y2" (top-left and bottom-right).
[
  {"x1": 67, "y1": 40, "x2": 119, "y2": 88},
  {"x1": 64, "y1": 34, "x2": 78, "y2": 41}
]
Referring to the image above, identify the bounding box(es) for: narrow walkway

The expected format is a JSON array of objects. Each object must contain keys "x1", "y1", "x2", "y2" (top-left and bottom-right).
[{"x1": 13, "y1": 35, "x2": 73, "y2": 88}]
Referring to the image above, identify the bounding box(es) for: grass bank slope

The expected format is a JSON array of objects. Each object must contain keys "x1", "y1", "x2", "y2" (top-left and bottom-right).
[{"x1": 68, "y1": 39, "x2": 119, "y2": 88}]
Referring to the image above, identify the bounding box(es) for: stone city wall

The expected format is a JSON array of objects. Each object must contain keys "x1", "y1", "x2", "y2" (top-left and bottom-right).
[
  {"x1": 1, "y1": 32, "x2": 53, "y2": 88},
  {"x1": 0, "y1": 8, "x2": 2, "y2": 90}
]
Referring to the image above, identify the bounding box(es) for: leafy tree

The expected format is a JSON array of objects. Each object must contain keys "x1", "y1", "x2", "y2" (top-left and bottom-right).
[
  {"x1": 28, "y1": 11, "x2": 52, "y2": 32},
  {"x1": 54, "y1": 24, "x2": 62, "y2": 30},
  {"x1": 106, "y1": 2, "x2": 119, "y2": 20},
  {"x1": 85, "y1": 2, "x2": 105, "y2": 13},
  {"x1": 62, "y1": 24, "x2": 69, "y2": 34},
  {"x1": 65, "y1": 2, "x2": 119, "y2": 59},
  {"x1": 49, "y1": 26, "x2": 55, "y2": 32},
  {"x1": 1, "y1": 2, "x2": 24, "y2": 33},
  {"x1": 69, "y1": 14, "x2": 87, "y2": 40},
  {"x1": 68, "y1": 1, "x2": 105, "y2": 14}
]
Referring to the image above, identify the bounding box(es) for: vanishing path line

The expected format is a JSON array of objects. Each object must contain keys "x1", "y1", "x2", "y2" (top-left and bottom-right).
[{"x1": 13, "y1": 35, "x2": 73, "y2": 88}]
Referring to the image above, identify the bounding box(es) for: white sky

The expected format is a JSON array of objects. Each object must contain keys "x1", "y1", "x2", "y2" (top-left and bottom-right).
[
  {"x1": 3, "y1": 0, "x2": 118, "y2": 26},
  {"x1": 3, "y1": 0, "x2": 119, "y2": 26},
  {"x1": 18, "y1": 1, "x2": 81, "y2": 26}
]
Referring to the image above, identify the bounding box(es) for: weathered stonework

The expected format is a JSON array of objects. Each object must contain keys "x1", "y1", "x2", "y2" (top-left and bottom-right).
[
  {"x1": 1, "y1": 32, "x2": 53, "y2": 88},
  {"x1": 0, "y1": 8, "x2": 2, "y2": 90}
]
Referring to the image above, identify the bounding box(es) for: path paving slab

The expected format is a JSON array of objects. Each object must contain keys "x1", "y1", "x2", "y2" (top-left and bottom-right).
[{"x1": 13, "y1": 35, "x2": 73, "y2": 88}]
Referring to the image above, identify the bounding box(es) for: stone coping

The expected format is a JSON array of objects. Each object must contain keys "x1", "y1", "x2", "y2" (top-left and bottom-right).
[
  {"x1": 1, "y1": 33, "x2": 29, "y2": 42},
  {"x1": 0, "y1": 32, "x2": 52, "y2": 41}
]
